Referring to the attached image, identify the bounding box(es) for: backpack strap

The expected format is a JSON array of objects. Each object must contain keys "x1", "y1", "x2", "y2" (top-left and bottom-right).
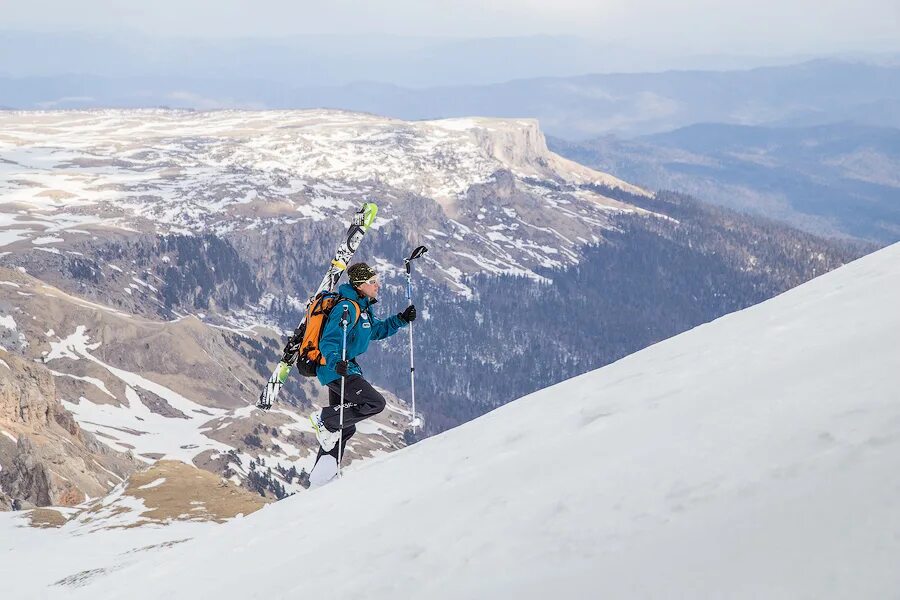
[{"x1": 339, "y1": 298, "x2": 361, "y2": 328}]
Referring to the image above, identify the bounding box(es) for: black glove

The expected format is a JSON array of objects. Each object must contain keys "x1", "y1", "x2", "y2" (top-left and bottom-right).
[
  {"x1": 398, "y1": 304, "x2": 417, "y2": 323},
  {"x1": 335, "y1": 360, "x2": 350, "y2": 376}
]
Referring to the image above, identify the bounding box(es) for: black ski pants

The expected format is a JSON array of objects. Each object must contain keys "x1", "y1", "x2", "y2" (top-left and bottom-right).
[{"x1": 317, "y1": 375, "x2": 386, "y2": 460}]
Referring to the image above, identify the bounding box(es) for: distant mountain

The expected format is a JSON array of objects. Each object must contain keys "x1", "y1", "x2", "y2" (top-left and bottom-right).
[
  {"x1": 3, "y1": 60, "x2": 900, "y2": 137},
  {"x1": 0, "y1": 31, "x2": 819, "y2": 87},
  {"x1": 549, "y1": 122, "x2": 900, "y2": 243}
]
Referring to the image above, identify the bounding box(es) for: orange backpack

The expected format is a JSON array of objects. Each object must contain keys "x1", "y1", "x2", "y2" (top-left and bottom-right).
[{"x1": 295, "y1": 291, "x2": 360, "y2": 377}]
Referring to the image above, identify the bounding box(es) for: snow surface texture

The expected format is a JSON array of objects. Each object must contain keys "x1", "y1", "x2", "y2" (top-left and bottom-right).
[
  {"x1": 11, "y1": 244, "x2": 900, "y2": 597},
  {"x1": 0, "y1": 109, "x2": 648, "y2": 290},
  {"x1": 0, "y1": 509, "x2": 214, "y2": 596}
]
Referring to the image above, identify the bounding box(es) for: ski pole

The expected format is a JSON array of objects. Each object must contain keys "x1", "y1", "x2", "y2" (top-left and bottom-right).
[
  {"x1": 404, "y1": 245, "x2": 428, "y2": 431},
  {"x1": 337, "y1": 305, "x2": 350, "y2": 478}
]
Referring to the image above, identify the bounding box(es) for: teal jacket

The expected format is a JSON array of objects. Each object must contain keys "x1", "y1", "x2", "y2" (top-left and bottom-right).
[{"x1": 317, "y1": 283, "x2": 407, "y2": 385}]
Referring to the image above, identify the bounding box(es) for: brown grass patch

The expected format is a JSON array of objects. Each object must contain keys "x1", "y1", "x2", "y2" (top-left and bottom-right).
[
  {"x1": 27, "y1": 508, "x2": 70, "y2": 528},
  {"x1": 127, "y1": 460, "x2": 270, "y2": 524}
]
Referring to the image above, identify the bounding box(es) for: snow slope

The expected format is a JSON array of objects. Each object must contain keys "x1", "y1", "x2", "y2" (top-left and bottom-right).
[
  {"x1": 0, "y1": 509, "x2": 216, "y2": 596},
  {"x1": 15, "y1": 242, "x2": 900, "y2": 598}
]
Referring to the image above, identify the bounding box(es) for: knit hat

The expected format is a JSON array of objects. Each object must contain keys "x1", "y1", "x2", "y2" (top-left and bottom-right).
[{"x1": 347, "y1": 262, "x2": 378, "y2": 286}]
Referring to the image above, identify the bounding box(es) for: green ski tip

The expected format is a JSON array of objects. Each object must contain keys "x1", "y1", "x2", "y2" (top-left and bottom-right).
[
  {"x1": 276, "y1": 361, "x2": 292, "y2": 384},
  {"x1": 362, "y1": 202, "x2": 378, "y2": 229}
]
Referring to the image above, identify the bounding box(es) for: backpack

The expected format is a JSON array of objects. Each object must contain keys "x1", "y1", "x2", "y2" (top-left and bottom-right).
[{"x1": 293, "y1": 291, "x2": 360, "y2": 378}]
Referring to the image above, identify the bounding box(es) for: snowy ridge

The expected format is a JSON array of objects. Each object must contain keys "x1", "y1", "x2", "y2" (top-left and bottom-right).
[
  {"x1": 0, "y1": 110, "x2": 642, "y2": 212},
  {"x1": 22, "y1": 242, "x2": 895, "y2": 598}
]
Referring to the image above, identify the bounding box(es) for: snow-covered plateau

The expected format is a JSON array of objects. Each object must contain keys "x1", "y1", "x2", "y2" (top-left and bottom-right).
[
  {"x1": 3, "y1": 240, "x2": 897, "y2": 597},
  {"x1": 0, "y1": 109, "x2": 650, "y2": 290}
]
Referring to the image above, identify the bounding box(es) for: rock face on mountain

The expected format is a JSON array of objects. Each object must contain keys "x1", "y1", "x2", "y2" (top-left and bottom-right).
[{"x1": 0, "y1": 350, "x2": 140, "y2": 509}]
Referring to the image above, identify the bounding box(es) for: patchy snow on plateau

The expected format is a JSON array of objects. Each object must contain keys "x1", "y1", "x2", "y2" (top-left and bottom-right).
[
  {"x1": 0, "y1": 314, "x2": 17, "y2": 330},
  {"x1": 0, "y1": 109, "x2": 649, "y2": 285}
]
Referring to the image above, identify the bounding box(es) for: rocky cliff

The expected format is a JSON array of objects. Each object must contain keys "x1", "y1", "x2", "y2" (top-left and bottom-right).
[{"x1": 0, "y1": 350, "x2": 140, "y2": 509}]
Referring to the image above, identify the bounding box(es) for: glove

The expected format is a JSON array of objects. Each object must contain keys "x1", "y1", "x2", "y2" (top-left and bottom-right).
[
  {"x1": 398, "y1": 304, "x2": 417, "y2": 323},
  {"x1": 335, "y1": 360, "x2": 350, "y2": 376}
]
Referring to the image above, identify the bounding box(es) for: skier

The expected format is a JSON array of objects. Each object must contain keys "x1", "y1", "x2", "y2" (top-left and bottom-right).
[
  {"x1": 258, "y1": 202, "x2": 378, "y2": 410},
  {"x1": 309, "y1": 262, "x2": 416, "y2": 463}
]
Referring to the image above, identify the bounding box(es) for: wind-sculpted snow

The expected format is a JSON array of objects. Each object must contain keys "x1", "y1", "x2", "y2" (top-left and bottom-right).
[
  {"x1": 0, "y1": 109, "x2": 649, "y2": 287},
  {"x1": 9, "y1": 242, "x2": 894, "y2": 598}
]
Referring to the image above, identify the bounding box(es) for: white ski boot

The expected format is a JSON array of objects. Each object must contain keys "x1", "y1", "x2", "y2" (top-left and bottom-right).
[{"x1": 309, "y1": 412, "x2": 341, "y2": 452}]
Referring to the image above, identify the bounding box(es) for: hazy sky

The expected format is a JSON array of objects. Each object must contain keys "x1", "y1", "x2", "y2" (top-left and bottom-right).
[{"x1": 3, "y1": 0, "x2": 899, "y2": 55}]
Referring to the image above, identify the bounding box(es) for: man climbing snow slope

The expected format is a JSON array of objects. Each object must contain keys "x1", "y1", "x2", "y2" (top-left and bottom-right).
[{"x1": 309, "y1": 262, "x2": 417, "y2": 464}]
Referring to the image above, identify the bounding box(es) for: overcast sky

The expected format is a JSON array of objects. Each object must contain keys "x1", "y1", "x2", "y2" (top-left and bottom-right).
[{"x1": 3, "y1": 0, "x2": 899, "y2": 56}]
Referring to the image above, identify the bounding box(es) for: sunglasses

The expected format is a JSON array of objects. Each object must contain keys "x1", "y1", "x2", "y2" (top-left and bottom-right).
[{"x1": 356, "y1": 276, "x2": 379, "y2": 286}]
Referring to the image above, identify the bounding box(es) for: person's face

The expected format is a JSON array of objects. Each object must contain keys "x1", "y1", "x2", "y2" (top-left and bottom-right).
[{"x1": 356, "y1": 276, "x2": 379, "y2": 299}]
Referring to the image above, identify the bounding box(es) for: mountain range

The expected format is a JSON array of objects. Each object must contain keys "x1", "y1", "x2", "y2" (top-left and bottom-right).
[
  {"x1": 0, "y1": 109, "x2": 869, "y2": 510},
  {"x1": 0, "y1": 31, "x2": 844, "y2": 87},
  {"x1": 4, "y1": 59, "x2": 900, "y2": 138},
  {"x1": 550, "y1": 121, "x2": 900, "y2": 243}
]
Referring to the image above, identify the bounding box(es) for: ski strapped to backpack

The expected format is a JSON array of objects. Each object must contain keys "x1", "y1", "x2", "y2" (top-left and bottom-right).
[
  {"x1": 294, "y1": 292, "x2": 360, "y2": 377},
  {"x1": 257, "y1": 202, "x2": 378, "y2": 410}
]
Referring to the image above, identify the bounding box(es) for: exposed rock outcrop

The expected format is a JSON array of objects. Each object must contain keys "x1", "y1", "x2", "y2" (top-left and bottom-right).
[{"x1": 0, "y1": 350, "x2": 140, "y2": 510}]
